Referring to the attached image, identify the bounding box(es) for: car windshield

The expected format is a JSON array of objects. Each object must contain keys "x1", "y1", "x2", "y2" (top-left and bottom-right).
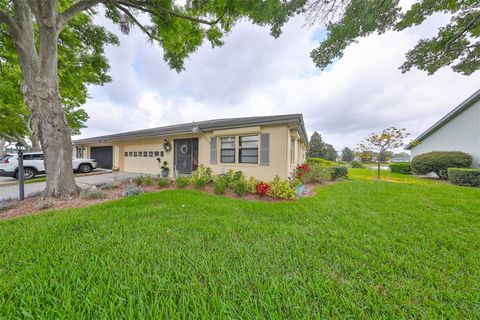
[{"x1": 0, "y1": 155, "x2": 12, "y2": 161}]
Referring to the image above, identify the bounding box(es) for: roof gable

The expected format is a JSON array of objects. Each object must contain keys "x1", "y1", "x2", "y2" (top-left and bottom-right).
[{"x1": 406, "y1": 89, "x2": 480, "y2": 149}]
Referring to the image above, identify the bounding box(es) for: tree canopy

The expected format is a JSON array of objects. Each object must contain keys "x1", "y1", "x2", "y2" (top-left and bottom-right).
[
  {"x1": 341, "y1": 147, "x2": 354, "y2": 162},
  {"x1": 0, "y1": 7, "x2": 117, "y2": 147},
  {"x1": 307, "y1": 0, "x2": 480, "y2": 75}
]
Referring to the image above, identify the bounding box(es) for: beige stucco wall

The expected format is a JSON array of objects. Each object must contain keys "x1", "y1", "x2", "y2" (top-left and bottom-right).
[{"x1": 76, "y1": 123, "x2": 307, "y2": 181}]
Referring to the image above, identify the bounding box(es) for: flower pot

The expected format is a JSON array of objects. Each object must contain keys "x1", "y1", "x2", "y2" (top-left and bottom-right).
[
  {"x1": 296, "y1": 184, "x2": 304, "y2": 195},
  {"x1": 161, "y1": 170, "x2": 169, "y2": 178}
]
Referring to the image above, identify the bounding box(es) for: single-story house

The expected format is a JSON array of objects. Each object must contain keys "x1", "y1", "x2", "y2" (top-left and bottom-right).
[
  {"x1": 405, "y1": 89, "x2": 480, "y2": 167},
  {"x1": 73, "y1": 114, "x2": 308, "y2": 181}
]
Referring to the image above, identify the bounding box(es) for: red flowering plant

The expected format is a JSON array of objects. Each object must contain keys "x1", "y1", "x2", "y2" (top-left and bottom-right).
[
  {"x1": 256, "y1": 181, "x2": 270, "y2": 197},
  {"x1": 294, "y1": 163, "x2": 309, "y2": 184}
]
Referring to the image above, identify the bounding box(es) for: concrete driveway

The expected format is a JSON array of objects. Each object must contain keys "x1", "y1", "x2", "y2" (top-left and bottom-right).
[{"x1": 0, "y1": 171, "x2": 142, "y2": 201}]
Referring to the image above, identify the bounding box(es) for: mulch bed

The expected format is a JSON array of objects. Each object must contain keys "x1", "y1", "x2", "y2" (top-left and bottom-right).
[{"x1": 0, "y1": 180, "x2": 326, "y2": 221}]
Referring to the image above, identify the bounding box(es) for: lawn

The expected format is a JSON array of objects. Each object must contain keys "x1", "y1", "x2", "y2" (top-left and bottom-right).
[{"x1": 0, "y1": 169, "x2": 479, "y2": 318}]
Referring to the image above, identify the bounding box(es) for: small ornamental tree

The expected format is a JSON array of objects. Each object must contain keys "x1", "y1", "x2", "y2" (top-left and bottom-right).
[{"x1": 357, "y1": 127, "x2": 410, "y2": 179}]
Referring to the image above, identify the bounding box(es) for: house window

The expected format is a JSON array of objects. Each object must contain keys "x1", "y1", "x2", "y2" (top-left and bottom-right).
[
  {"x1": 220, "y1": 137, "x2": 236, "y2": 163},
  {"x1": 143, "y1": 151, "x2": 148, "y2": 157},
  {"x1": 133, "y1": 152, "x2": 137, "y2": 157},
  {"x1": 149, "y1": 151, "x2": 154, "y2": 157},
  {"x1": 239, "y1": 135, "x2": 259, "y2": 164},
  {"x1": 290, "y1": 139, "x2": 295, "y2": 164},
  {"x1": 128, "y1": 152, "x2": 133, "y2": 157},
  {"x1": 76, "y1": 146, "x2": 85, "y2": 158},
  {"x1": 138, "y1": 151, "x2": 143, "y2": 157},
  {"x1": 125, "y1": 152, "x2": 128, "y2": 157},
  {"x1": 154, "y1": 151, "x2": 160, "y2": 157}
]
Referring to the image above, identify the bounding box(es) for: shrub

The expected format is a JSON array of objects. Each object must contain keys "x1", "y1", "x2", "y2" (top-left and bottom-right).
[
  {"x1": 306, "y1": 158, "x2": 336, "y2": 167},
  {"x1": 232, "y1": 179, "x2": 248, "y2": 196},
  {"x1": 268, "y1": 176, "x2": 296, "y2": 200},
  {"x1": 143, "y1": 175, "x2": 153, "y2": 186},
  {"x1": 214, "y1": 178, "x2": 228, "y2": 195},
  {"x1": 190, "y1": 165, "x2": 213, "y2": 186},
  {"x1": 389, "y1": 162, "x2": 412, "y2": 174},
  {"x1": 193, "y1": 177, "x2": 209, "y2": 190},
  {"x1": 247, "y1": 177, "x2": 258, "y2": 194},
  {"x1": 175, "y1": 176, "x2": 190, "y2": 188},
  {"x1": 0, "y1": 199, "x2": 17, "y2": 212},
  {"x1": 122, "y1": 184, "x2": 144, "y2": 197},
  {"x1": 100, "y1": 182, "x2": 120, "y2": 190},
  {"x1": 303, "y1": 164, "x2": 332, "y2": 183},
  {"x1": 350, "y1": 161, "x2": 364, "y2": 168},
  {"x1": 256, "y1": 181, "x2": 270, "y2": 196},
  {"x1": 134, "y1": 175, "x2": 144, "y2": 186},
  {"x1": 81, "y1": 188, "x2": 108, "y2": 200},
  {"x1": 331, "y1": 166, "x2": 348, "y2": 180},
  {"x1": 411, "y1": 151, "x2": 472, "y2": 179},
  {"x1": 448, "y1": 168, "x2": 480, "y2": 187},
  {"x1": 294, "y1": 164, "x2": 309, "y2": 183},
  {"x1": 157, "y1": 178, "x2": 169, "y2": 188}
]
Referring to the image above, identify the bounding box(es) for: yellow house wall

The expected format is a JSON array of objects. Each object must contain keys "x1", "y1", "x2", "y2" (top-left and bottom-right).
[{"x1": 76, "y1": 124, "x2": 306, "y2": 181}]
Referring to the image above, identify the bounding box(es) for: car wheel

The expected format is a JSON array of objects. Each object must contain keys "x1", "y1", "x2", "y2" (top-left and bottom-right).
[
  {"x1": 78, "y1": 164, "x2": 92, "y2": 173},
  {"x1": 23, "y1": 168, "x2": 36, "y2": 180}
]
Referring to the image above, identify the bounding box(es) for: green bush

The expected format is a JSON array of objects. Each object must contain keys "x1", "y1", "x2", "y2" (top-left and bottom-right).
[
  {"x1": 81, "y1": 188, "x2": 108, "y2": 200},
  {"x1": 448, "y1": 168, "x2": 480, "y2": 187},
  {"x1": 411, "y1": 151, "x2": 472, "y2": 179},
  {"x1": 134, "y1": 176, "x2": 144, "y2": 186},
  {"x1": 122, "y1": 185, "x2": 144, "y2": 197},
  {"x1": 232, "y1": 179, "x2": 248, "y2": 196},
  {"x1": 143, "y1": 176, "x2": 153, "y2": 186},
  {"x1": 268, "y1": 176, "x2": 296, "y2": 200},
  {"x1": 331, "y1": 166, "x2": 348, "y2": 180},
  {"x1": 157, "y1": 178, "x2": 169, "y2": 188},
  {"x1": 389, "y1": 162, "x2": 412, "y2": 174},
  {"x1": 306, "y1": 158, "x2": 336, "y2": 167},
  {"x1": 175, "y1": 177, "x2": 190, "y2": 188},
  {"x1": 303, "y1": 164, "x2": 333, "y2": 183},
  {"x1": 247, "y1": 176, "x2": 258, "y2": 194},
  {"x1": 214, "y1": 178, "x2": 228, "y2": 195},
  {"x1": 193, "y1": 177, "x2": 209, "y2": 190},
  {"x1": 190, "y1": 165, "x2": 213, "y2": 186},
  {"x1": 350, "y1": 161, "x2": 364, "y2": 168}
]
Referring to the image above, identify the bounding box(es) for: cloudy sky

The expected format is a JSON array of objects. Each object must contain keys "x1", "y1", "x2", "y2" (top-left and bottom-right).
[{"x1": 75, "y1": 8, "x2": 480, "y2": 151}]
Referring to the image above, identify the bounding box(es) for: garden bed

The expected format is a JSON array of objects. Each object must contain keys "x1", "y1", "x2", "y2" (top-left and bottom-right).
[{"x1": 0, "y1": 179, "x2": 325, "y2": 220}]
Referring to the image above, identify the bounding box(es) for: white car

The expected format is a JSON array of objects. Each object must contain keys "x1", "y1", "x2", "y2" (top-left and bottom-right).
[{"x1": 0, "y1": 152, "x2": 97, "y2": 180}]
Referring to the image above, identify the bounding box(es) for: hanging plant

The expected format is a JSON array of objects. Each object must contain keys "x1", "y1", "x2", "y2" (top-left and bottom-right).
[{"x1": 163, "y1": 140, "x2": 172, "y2": 153}]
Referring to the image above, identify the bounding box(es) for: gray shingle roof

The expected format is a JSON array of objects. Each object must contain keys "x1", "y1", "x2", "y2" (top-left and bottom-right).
[
  {"x1": 73, "y1": 114, "x2": 308, "y2": 144},
  {"x1": 405, "y1": 89, "x2": 480, "y2": 150}
]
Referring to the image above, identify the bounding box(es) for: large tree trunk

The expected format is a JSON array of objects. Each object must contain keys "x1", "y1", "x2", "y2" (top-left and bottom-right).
[
  {"x1": 12, "y1": 1, "x2": 79, "y2": 197},
  {"x1": 24, "y1": 81, "x2": 79, "y2": 196},
  {"x1": 28, "y1": 118, "x2": 42, "y2": 151}
]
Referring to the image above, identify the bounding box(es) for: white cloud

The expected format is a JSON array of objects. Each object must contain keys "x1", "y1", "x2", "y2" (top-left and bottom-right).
[{"x1": 76, "y1": 12, "x2": 480, "y2": 152}]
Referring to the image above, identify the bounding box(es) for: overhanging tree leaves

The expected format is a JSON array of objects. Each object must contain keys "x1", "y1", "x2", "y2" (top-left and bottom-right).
[
  {"x1": 0, "y1": 0, "x2": 305, "y2": 197},
  {"x1": 0, "y1": 8, "x2": 117, "y2": 150},
  {"x1": 307, "y1": 0, "x2": 480, "y2": 75}
]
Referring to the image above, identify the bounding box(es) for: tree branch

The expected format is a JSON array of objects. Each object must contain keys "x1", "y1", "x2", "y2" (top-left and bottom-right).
[
  {"x1": 0, "y1": 8, "x2": 19, "y2": 35},
  {"x1": 446, "y1": 11, "x2": 480, "y2": 51},
  {"x1": 57, "y1": 0, "x2": 108, "y2": 30},
  {"x1": 115, "y1": 4, "x2": 157, "y2": 40}
]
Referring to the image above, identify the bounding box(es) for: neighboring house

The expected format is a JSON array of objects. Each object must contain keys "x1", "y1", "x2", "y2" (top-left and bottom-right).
[
  {"x1": 405, "y1": 89, "x2": 480, "y2": 167},
  {"x1": 390, "y1": 156, "x2": 410, "y2": 163},
  {"x1": 72, "y1": 114, "x2": 308, "y2": 181}
]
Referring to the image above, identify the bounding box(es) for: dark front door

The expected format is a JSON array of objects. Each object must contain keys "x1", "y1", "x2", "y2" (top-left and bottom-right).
[
  {"x1": 174, "y1": 139, "x2": 198, "y2": 175},
  {"x1": 90, "y1": 146, "x2": 113, "y2": 169}
]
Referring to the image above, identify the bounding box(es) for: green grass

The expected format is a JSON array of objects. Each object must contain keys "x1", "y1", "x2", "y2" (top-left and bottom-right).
[{"x1": 0, "y1": 169, "x2": 479, "y2": 318}]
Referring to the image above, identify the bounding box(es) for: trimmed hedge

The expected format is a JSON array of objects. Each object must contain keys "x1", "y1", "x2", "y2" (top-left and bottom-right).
[
  {"x1": 389, "y1": 162, "x2": 412, "y2": 174},
  {"x1": 448, "y1": 168, "x2": 480, "y2": 187},
  {"x1": 331, "y1": 166, "x2": 348, "y2": 180},
  {"x1": 306, "y1": 158, "x2": 336, "y2": 167},
  {"x1": 411, "y1": 151, "x2": 472, "y2": 179}
]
